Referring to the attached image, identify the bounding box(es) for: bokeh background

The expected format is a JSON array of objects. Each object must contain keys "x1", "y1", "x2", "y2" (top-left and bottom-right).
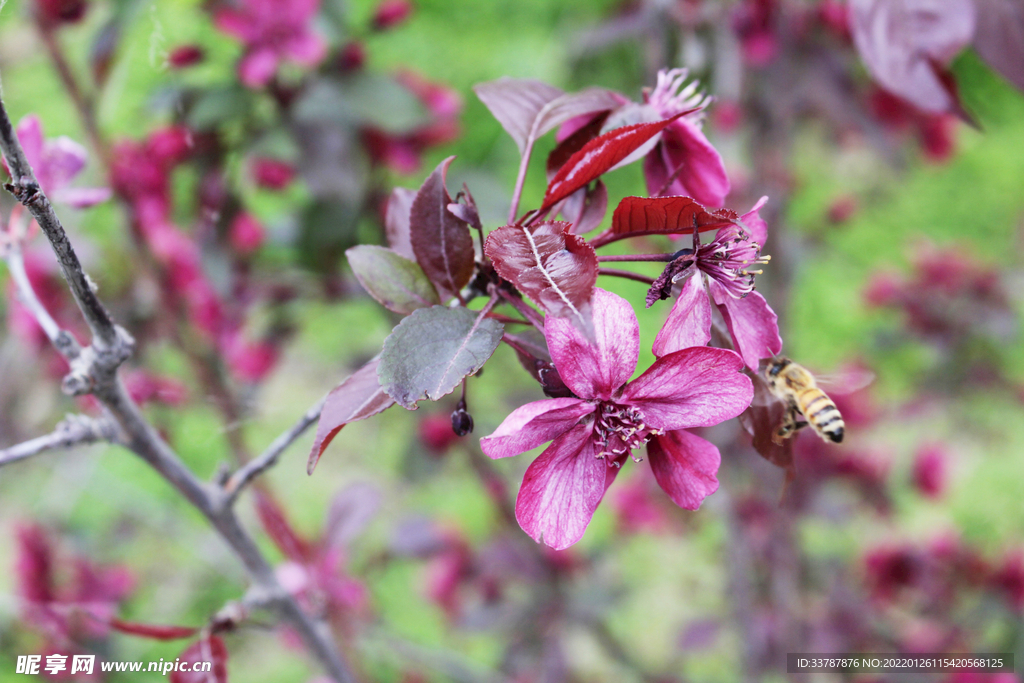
[{"x1": 2, "y1": 0, "x2": 1024, "y2": 681}]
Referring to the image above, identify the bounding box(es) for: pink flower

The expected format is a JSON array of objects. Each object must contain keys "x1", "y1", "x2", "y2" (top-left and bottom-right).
[
  {"x1": 418, "y1": 413, "x2": 460, "y2": 455},
  {"x1": 228, "y1": 211, "x2": 265, "y2": 255},
  {"x1": 224, "y1": 331, "x2": 280, "y2": 383},
  {"x1": 911, "y1": 443, "x2": 947, "y2": 498},
  {"x1": 362, "y1": 71, "x2": 462, "y2": 173},
  {"x1": 371, "y1": 0, "x2": 413, "y2": 30},
  {"x1": 123, "y1": 369, "x2": 189, "y2": 406},
  {"x1": 15, "y1": 524, "x2": 135, "y2": 647},
  {"x1": 643, "y1": 69, "x2": 731, "y2": 206},
  {"x1": 732, "y1": 0, "x2": 780, "y2": 67},
  {"x1": 251, "y1": 157, "x2": 295, "y2": 190},
  {"x1": 10, "y1": 116, "x2": 110, "y2": 208},
  {"x1": 214, "y1": 0, "x2": 327, "y2": 89},
  {"x1": 653, "y1": 197, "x2": 782, "y2": 370},
  {"x1": 168, "y1": 45, "x2": 205, "y2": 68},
  {"x1": 34, "y1": 0, "x2": 88, "y2": 27},
  {"x1": 481, "y1": 289, "x2": 753, "y2": 549}
]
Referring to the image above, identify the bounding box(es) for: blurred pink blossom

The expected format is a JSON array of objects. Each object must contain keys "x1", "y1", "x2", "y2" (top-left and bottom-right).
[
  {"x1": 214, "y1": 0, "x2": 327, "y2": 88},
  {"x1": 9, "y1": 116, "x2": 110, "y2": 208}
]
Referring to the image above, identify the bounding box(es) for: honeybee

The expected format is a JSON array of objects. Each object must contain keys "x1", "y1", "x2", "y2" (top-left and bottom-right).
[{"x1": 764, "y1": 357, "x2": 845, "y2": 445}]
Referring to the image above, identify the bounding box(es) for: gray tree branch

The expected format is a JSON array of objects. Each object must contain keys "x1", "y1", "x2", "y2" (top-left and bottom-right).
[
  {"x1": 0, "y1": 414, "x2": 117, "y2": 468},
  {"x1": 223, "y1": 393, "x2": 327, "y2": 504},
  {"x1": 0, "y1": 83, "x2": 357, "y2": 683}
]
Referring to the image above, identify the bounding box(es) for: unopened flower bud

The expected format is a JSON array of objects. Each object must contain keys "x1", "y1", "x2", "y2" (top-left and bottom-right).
[
  {"x1": 338, "y1": 42, "x2": 366, "y2": 71},
  {"x1": 168, "y1": 45, "x2": 205, "y2": 69},
  {"x1": 451, "y1": 407, "x2": 473, "y2": 437},
  {"x1": 35, "y1": 0, "x2": 87, "y2": 27},
  {"x1": 252, "y1": 158, "x2": 295, "y2": 190},
  {"x1": 372, "y1": 0, "x2": 413, "y2": 31}
]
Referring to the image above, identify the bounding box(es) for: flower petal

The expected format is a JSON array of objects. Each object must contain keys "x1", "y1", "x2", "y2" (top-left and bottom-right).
[
  {"x1": 15, "y1": 116, "x2": 45, "y2": 172},
  {"x1": 647, "y1": 429, "x2": 720, "y2": 509},
  {"x1": 42, "y1": 137, "x2": 88, "y2": 190},
  {"x1": 545, "y1": 288, "x2": 639, "y2": 401},
  {"x1": 621, "y1": 346, "x2": 753, "y2": 430},
  {"x1": 709, "y1": 280, "x2": 783, "y2": 371},
  {"x1": 515, "y1": 424, "x2": 607, "y2": 550},
  {"x1": 741, "y1": 195, "x2": 769, "y2": 246},
  {"x1": 238, "y1": 48, "x2": 279, "y2": 88},
  {"x1": 652, "y1": 274, "x2": 712, "y2": 357},
  {"x1": 480, "y1": 397, "x2": 594, "y2": 459},
  {"x1": 213, "y1": 9, "x2": 257, "y2": 42},
  {"x1": 645, "y1": 119, "x2": 730, "y2": 207},
  {"x1": 54, "y1": 187, "x2": 113, "y2": 208},
  {"x1": 284, "y1": 31, "x2": 327, "y2": 66}
]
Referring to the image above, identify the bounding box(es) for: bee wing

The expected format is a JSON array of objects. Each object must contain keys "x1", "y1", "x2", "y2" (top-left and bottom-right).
[{"x1": 814, "y1": 366, "x2": 876, "y2": 394}]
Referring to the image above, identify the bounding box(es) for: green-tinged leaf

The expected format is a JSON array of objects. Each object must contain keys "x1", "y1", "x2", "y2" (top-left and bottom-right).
[
  {"x1": 346, "y1": 245, "x2": 440, "y2": 314},
  {"x1": 378, "y1": 306, "x2": 504, "y2": 409},
  {"x1": 186, "y1": 87, "x2": 253, "y2": 130},
  {"x1": 293, "y1": 75, "x2": 427, "y2": 133}
]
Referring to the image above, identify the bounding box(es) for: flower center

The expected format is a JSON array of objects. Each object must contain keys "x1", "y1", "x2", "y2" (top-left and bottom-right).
[
  {"x1": 593, "y1": 402, "x2": 662, "y2": 465},
  {"x1": 696, "y1": 225, "x2": 771, "y2": 299}
]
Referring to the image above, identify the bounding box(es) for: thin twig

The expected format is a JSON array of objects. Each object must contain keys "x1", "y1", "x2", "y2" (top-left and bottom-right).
[
  {"x1": 3, "y1": 245, "x2": 82, "y2": 359},
  {"x1": 0, "y1": 414, "x2": 117, "y2": 468},
  {"x1": 0, "y1": 84, "x2": 121, "y2": 352},
  {"x1": 496, "y1": 289, "x2": 545, "y2": 331},
  {"x1": 597, "y1": 268, "x2": 656, "y2": 285},
  {"x1": 224, "y1": 394, "x2": 327, "y2": 504},
  {"x1": 596, "y1": 253, "x2": 674, "y2": 262}
]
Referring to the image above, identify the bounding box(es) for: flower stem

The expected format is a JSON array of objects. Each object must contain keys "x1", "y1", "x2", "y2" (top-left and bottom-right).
[{"x1": 597, "y1": 253, "x2": 675, "y2": 262}]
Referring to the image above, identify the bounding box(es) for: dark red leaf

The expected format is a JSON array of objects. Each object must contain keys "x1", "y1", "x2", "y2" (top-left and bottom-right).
[
  {"x1": 473, "y1": 78, "x2": 564, "y2": 154},
  {"x1": 484, "y1": 221, "x2": 598, "y2": 321},
  {"x1": 308, "y1": 357, "x2": 396, "y2": 474},
  {"x1": 410, "y1": 157, "x2": 475, "y2": 299},
  {"x1": 738, "y1": 372, "x2": 794, "y2": 471},
  {"x1": 255, "y1": 490, "x2": 313, "y2": 564},
  {"x1": 609, "y1": 196, "x2": 739, "y2": 241},
  {"x1": 973, "y1": 0, "x2": 1024, "y2": 93},
  {"x1": 109, "y1": 618, "x2": 198, "y2": 641},
  {"x1": 474, "y1": 79, "x2": 621, "y2": 159},
  {"x1": 541, "y1": 113, "x2": 686, "y2": 211},
  {"x1": 168, "y1": 636, "x2": 228, "y2": 683},
  {"x1": 385, "y1": 187, "x2": 417, "y2": 260}
]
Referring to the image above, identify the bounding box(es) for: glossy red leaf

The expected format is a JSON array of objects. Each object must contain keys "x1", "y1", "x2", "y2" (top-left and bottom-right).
[
  {"x1": 168, "y1": 636, "x2": 228, "y2": 683},
  {"x1": 308, "y1": 357, "x2": 395, "y2": 474},
  {"x1": 410, "y1": 157, "x2": 475, "y2": 299},
  {"x1": 485, "y1": 221, "x2": 598, "y2": 321},
  {"x1": 541, "y1": 113, "x2": 686, "y2": 211},
  {"x1": 610, "y1": 196, "x2": 739, "y2": 240},
  {"x1": 109, "y1": 618, "x2": 198, "y2": 641},
  {"x1": 546, "y1": 111, "x2": 610, "y2": 180}
]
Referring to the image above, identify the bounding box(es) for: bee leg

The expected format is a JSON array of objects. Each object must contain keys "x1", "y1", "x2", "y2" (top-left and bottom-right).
[{"x1": 772, "y1": 407, "x2": 801, "y2": 445}]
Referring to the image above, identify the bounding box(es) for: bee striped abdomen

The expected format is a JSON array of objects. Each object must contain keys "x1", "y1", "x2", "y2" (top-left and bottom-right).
[{"x1": 798, "y1": 388, "x2": 844, "y2": 443}]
